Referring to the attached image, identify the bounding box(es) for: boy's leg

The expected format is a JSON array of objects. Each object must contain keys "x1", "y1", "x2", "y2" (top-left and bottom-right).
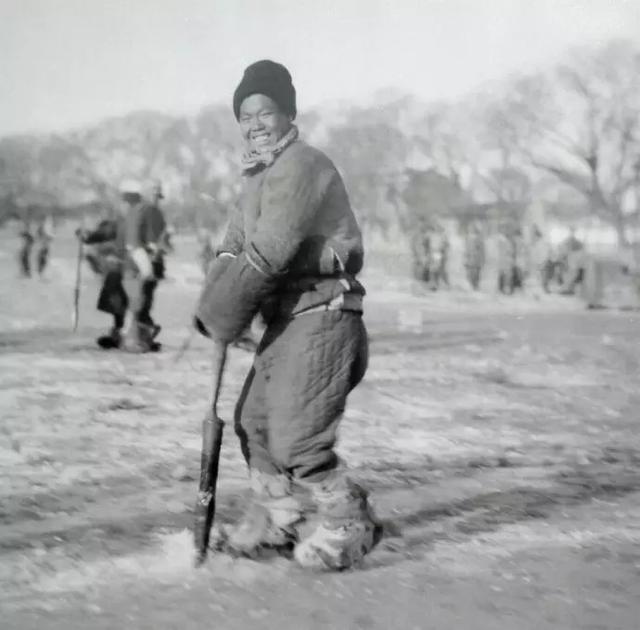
[
  {"x1": 225, "y1": 355, "x2": 303, "y2": 555},
  {"x1": 234, "y1": 363, "x2": 275, "y2": 474},
  {"x1": 263, "y1": 310, "x2": 381, "y2": 570},
  {"x1": 263, "y1": 311, "x2": 367, "y2": 479}
]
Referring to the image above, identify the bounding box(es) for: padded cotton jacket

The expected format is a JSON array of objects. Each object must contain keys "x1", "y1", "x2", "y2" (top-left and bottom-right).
[{"x1": 195, "y1": 139, "x2": 365, "y2": 342}]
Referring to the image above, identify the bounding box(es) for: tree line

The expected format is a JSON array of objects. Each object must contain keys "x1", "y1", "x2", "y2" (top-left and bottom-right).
[{"x1": 1, "y1": 40, "x2": 638, "y2": 244}]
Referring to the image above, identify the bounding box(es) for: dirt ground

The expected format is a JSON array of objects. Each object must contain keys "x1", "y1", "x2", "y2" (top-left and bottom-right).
[{"x1": 1, "y1": 227, "x2": 639, "y2": 630}]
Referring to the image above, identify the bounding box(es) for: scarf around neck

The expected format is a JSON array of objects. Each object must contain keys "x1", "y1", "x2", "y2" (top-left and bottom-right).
[{"x1": 241, "y1": 125, "x2": 299, "y2": 174}]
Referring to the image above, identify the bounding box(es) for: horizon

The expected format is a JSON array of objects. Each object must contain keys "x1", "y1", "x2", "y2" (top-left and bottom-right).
[{"x1": 1, "y1": 0, "x2": 639, "y2": 137}]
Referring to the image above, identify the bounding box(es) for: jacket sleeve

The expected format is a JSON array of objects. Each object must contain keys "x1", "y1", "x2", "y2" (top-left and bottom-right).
[
  {"x1": 194, "y1": 151, "x2": 332, "y2": 343},
  {"x1": 83, "y1": 220, "x2": 117, "y2": 244},
  {"x1": 218, "y1": 204, "x2": 245, "y2": 256},
  {"x1": 247, "y1": 152, "x2": 332, "y2": 274}
]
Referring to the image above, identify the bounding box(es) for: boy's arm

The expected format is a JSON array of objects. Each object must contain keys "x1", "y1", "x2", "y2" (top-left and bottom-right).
[{"x1": 195, "y1": 152, "x2": 332, "y2": 342}]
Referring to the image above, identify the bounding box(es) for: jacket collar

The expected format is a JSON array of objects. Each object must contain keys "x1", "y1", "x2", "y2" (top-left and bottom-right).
[{"x1": 241, "y1": 125, "x2": 299, "y2": 175}]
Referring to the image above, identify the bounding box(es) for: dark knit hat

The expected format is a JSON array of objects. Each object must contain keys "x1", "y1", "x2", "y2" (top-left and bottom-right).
[{"x1": 233, "y1": 60, "x2": 297, "y2": 121}]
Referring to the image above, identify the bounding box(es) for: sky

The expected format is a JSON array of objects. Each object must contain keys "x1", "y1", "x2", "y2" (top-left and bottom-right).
[{"x1": 1, "y1": 0, "x2": 639, "y2": 136}]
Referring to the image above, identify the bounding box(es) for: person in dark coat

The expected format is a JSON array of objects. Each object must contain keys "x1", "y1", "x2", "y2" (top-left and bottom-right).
[
  {"x1": 428, "y1": 223, "x2": 450, "y2": 290},
  {"x1": 558, "y1": 227, "x2": 586, "y2": 294},
  {"x1": 18, "y1": 223, "x2": 34, "y2": 277},
  {"x1": 464, "y1": 222, "x2": 485, "y2": 290},
  {"x1": 410, "y1": 217, "x2": 431, "y2": 283},
  {"x1": 35, "y1": 216, "x2": 54, "y2": 277},
  {"x1": 194, "y1": 60, "x2": 381, "y2": 570},
  {"x1": 137, "y1": 181, "x2": 168, "y2": 329},
  {"x1": 78, "y1": 181, "x2": 166, "y2": 352},
  {"x1": 512, "y1": 227, "x2": 526, "y2": 292},
  {"x1": 496, "y1": 229, "x2": 514, "y2": 294},
  {"x1": 530, "y1": 225, "x2": 553, "y2": 293}
]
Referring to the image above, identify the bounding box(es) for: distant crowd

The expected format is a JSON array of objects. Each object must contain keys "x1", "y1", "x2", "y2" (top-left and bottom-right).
[
  {"x1": 16, "y1": 211, "x2": 588, "y2": 302},
  {"x1": 410, "y1": 219, "x2": 586, "y2": 296}
]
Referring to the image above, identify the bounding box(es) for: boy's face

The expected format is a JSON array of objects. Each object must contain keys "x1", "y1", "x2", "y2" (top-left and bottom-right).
[{"x1": 238, "y1": 94, "x2": 292, "y2": 152}]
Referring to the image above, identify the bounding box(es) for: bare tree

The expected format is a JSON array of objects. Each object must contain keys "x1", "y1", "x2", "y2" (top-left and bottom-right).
[
  {"x1": 475, "y1": 85, "x2": 536, "y2": 206},
  {"x1": 494, "y1": 41, "x2": 640, "y2": 245},
  {"x1": 412, "y1": 101, "x2": 482, "y2": 195},
  {"x1": 324, "y1": 118, "x2": 410, "y2": 232}
]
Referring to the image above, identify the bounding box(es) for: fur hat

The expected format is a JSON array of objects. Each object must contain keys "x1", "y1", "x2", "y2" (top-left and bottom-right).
[
  {"x1": 233, "y1": 60, "x2": 296, "y2": 121},
  {"x1": 119, "y1": 179, "x2": 143, "y2": 203}
]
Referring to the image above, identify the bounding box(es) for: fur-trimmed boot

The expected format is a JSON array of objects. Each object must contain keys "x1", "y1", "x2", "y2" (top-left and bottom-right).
[
  {"x1": 96, "y1": 326, "x2": 122, "y2": 349},
  {"x1": 224, "y1": 472, "x2": 303, "y2": 557},
  {"x1": 294, "y1": 474, "x2": 382, "y2": 571},
  {"x1": 121, "y1": 321, "x2": 160, "y2": 353}
]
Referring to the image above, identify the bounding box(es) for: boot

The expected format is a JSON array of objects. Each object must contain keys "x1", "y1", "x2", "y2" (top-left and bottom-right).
[
  {"x1": 224, "y1": 471, "x2": 303, "y2": 557},
  {"x1": 121, "y1": 321, "x2": 157, "y2": 353},
  {"x1": 149, "y1": 323, "x2": 162, "y2": 340},
  {"x1": 138, "y1": 315, "x2": 162, "y2": 340},
  {"x1": 294, "y1": 474, "x2": 382, "y2": 571},
  {"x1": 96, "y1": 326, "x2": 122, "y2": 349},
  {"x1": 137, "y1": 321, "x2": 162, "y2": 351}
]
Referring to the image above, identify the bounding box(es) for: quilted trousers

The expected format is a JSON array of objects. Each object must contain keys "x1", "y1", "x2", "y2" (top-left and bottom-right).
[{"x1": 234, "y1": 309, "x2": 368, "y2": 482}]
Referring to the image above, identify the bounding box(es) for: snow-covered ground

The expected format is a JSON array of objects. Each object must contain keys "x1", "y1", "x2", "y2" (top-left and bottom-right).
[{"x1": 1, "y1": 226, "x2": 639, "y2": 629}]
